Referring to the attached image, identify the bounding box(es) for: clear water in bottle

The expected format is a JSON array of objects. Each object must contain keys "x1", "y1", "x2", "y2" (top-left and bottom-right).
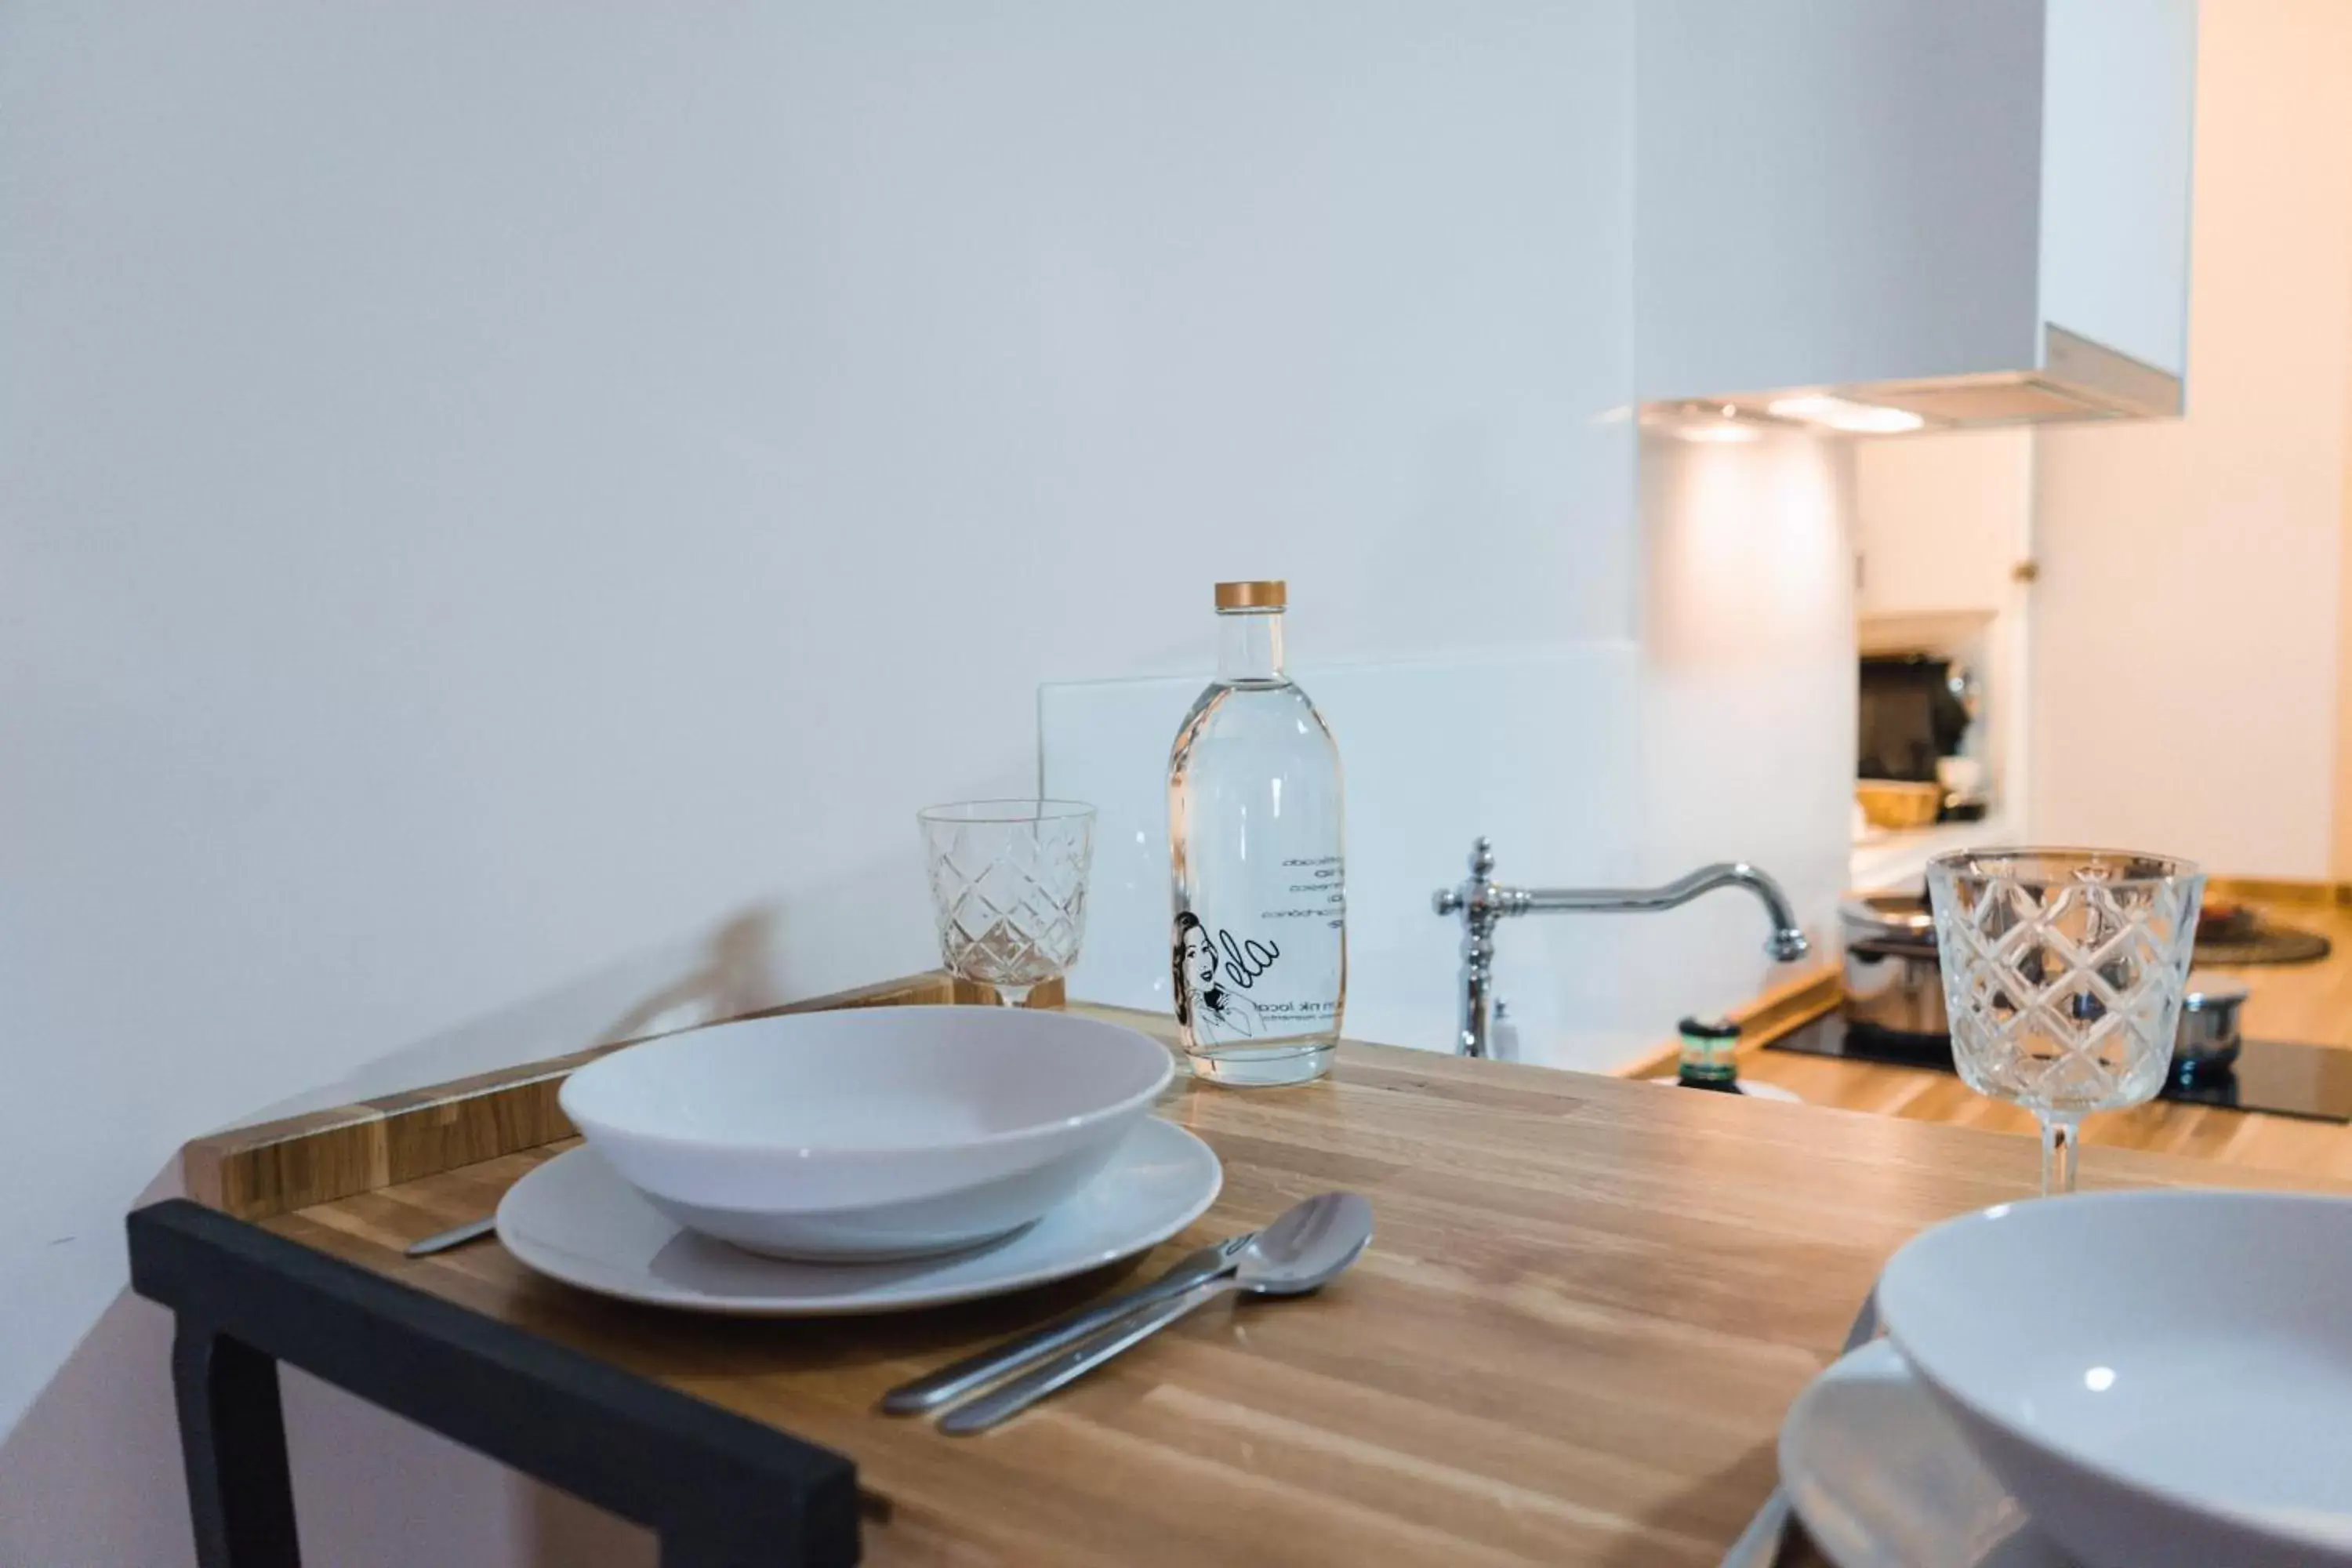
[{"x1": 1167, "y1": 581, "x2": 1345, "y2": 1086}]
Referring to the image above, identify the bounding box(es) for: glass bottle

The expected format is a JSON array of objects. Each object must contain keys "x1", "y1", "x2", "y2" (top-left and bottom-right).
[{"x1": 1167, "y1": 580, "x2": 1345, "y2": 1085}]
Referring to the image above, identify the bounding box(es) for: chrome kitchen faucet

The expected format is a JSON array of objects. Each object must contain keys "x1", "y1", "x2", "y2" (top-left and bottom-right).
[{"x1": 1432, "y1": 837, "x2": 1812, "y2": 1058}]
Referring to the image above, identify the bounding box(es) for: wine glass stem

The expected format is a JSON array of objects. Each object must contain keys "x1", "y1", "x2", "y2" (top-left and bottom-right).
[
  {"x1": 2040, "y1": 1114, "x2": 2083, "y2": 1196},
  {"x1": 993, "y1": 983, "x2": 1033, "y2": 1008}
]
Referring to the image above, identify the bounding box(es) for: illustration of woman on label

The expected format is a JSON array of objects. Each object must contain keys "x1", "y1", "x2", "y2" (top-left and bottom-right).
[{"x1": 1172, "y1": 912, "x2": 1262, "y2": 1044}]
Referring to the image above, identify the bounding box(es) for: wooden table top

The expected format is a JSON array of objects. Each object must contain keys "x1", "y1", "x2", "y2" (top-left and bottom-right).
[{"x1": 252, "y1": 999, "x2": 2349, "y2": 1567}]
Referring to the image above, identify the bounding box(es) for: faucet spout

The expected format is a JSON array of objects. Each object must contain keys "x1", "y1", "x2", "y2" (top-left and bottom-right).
[
  {"x1": 1521, "y1": 862, "x2": 1813, "y2": 962},
  {"x1": 1432, "y1": 840, "x2": 1812, "y2": 1058}
]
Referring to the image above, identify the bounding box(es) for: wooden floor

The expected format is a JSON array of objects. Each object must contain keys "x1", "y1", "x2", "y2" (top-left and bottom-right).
[{"x1": 1737, "y1": 889, "x2": 2352, "y2": 1183}]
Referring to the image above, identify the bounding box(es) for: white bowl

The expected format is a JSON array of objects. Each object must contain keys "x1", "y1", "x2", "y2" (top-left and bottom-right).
[
  {"x1": 557, "y1": 1006, "x2": 1173, "y2": 1261},
  {"x1": 1877, "y1": 1189, "x2": 2352, "y2": 1568}
]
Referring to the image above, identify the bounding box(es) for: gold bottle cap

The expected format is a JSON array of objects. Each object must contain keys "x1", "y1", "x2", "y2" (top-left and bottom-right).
[{"x1": 1214, "y1": 580, "x2": 1287, "y2": 611}]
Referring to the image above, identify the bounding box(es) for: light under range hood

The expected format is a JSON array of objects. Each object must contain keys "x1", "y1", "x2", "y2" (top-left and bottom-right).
[
  {"x1": 1635, "y1": 0, "x2": 2197, "y2": 434},
  {"x1": 1693, "y1": 327, "x2": 2183, "y2": 436}
]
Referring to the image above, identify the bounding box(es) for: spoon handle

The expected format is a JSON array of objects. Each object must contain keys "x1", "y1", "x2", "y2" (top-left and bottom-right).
[
  {"x1": 938, "y1": 1276, "x2": 1235, "y2": 1434},
  {"x1": 882, "y1": 1236, "x2": 1250, "y2": 1414},
  {"x1": 405, "y1": 1216, "x2": 497, "y2": 1258}
]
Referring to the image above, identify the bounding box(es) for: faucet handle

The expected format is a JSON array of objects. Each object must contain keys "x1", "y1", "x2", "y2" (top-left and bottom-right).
[{"x1": 1436, "y1": 837, "x2": 1500, "y2": 919}]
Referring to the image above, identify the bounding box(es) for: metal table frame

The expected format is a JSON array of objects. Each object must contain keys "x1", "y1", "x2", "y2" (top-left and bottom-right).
[{"x1": 126, "y1": 1200, "x2": 863, "y2": 1568}]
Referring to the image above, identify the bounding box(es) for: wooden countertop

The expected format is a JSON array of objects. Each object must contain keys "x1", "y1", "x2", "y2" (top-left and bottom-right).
[
  {"x1": 228, "y1": 988, "x2": 2351, "y2": 1567},
  {"x1": 2188, "y1": 885, "x2": 2352, "y2": 1047},
  {"x1": 1738, "y1": 888, "x2": 2352, "y2": 1182}
]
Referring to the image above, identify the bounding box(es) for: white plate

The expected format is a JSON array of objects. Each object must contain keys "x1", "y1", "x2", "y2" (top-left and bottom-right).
[
  {"x1": 496, "y1": 1117, "x2": 1221, "y2": 1316},
  {"x1": 1783, "y1": 1340, "x2": 2073, "y2": 1568},
  {"x1": 1878, "y1": 1190, "x2": 2352, "y2": 1568}
]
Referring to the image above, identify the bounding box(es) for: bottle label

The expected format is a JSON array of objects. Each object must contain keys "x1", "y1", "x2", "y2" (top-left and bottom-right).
[
  {"x1": 1679, "y1": 1029, "x2": 1738, "y2": 1085},
  {"x1": 1172, "y1": 857, "x2": 1344, "y2": 1045}
]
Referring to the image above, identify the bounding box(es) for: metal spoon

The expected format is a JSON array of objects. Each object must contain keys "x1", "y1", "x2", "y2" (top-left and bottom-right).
[
  {"x1": 881, "y1": 1231, "x2": 1259, "y2": 1415},
  {"x1": 937, "y1": 1191, "x2": 1374, "y2": 1435}
]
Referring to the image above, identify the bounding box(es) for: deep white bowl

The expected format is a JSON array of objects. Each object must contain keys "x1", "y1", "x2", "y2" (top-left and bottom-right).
[
  {"x1": 1877, "y1": 1189, "x2": 2352, "y2": 1568},
  {"x1": 557, "y1": 1006, "x2": 1173, "y2": 1261}
]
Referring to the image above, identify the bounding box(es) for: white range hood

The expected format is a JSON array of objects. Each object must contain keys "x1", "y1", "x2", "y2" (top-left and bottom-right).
[{"x1": 1635, "y1": 0, "x2": 2197, "y2": 433}]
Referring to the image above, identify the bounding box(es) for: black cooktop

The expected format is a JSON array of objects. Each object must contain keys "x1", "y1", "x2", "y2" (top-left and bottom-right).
[{"x1": 1767, "y1": 1013, "x2": 2352, "y2": 1123}]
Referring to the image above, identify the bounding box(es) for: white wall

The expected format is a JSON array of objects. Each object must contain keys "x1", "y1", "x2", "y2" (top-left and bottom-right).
[
  {"x1": 2031, "y1": 0, "x2": 2352, "y2": 876},
  {"x1": 1633, "y1": 428, "x2": 1857, "y2": 1021},
  {"x1": 0, "y1": 2, "x2": 1649, "y2": 1562},
  {"x1": 2338, "y1": 230, "x2": 2352, "y2": 880},
  {"x1": 1041, "y1": 648, "x2": 1656, "y2": 1070},
  {"x1": 1036, "y1": 433, "x2": 1854, "y2": 1080}
]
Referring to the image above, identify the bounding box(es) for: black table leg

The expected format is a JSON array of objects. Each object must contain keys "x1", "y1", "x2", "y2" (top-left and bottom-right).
[
  {"x1": 130, "y1": 1200, "x2": 859, "y2": 1567},
  {"x1": 660, "y1": 1536, "x2": 765, "y2": 1568},
  {"x1": 173, "y1": 1323, "x2": 302, "y2": 1568}
]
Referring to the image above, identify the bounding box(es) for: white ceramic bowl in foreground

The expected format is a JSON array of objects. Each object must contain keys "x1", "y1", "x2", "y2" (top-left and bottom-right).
[
  {"x1": 1877, "y1": 1189, "x2": 2352, "y2": 1568},
  {"x1": 557, "y1": 1006, "x2": 1173, "y2": 1261}
]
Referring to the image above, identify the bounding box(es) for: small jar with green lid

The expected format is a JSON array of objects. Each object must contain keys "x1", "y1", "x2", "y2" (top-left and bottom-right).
[{"x1": 1676, "y1": 1016, "x2": 1741, "y2": 1091}]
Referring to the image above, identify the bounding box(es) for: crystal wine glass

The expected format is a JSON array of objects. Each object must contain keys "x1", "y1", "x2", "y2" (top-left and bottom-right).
[
  {"x1": 1926, "y1": 848, "x2": 2205, "y2": 1195},
  {"x1": 918, "y1": 800, "x2": 1096, "y2": 1007}
]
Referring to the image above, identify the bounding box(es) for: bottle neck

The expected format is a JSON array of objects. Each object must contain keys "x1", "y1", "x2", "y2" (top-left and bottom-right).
[{"x1": 1216, "y1": 608, "x2": 1285, "y2": 682}]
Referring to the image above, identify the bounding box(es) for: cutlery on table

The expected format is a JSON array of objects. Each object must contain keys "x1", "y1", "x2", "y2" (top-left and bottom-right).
[
  {"x1": 406, "y1": 1215, "x2": 497, "y2": 1258},
  {"x1": 936, "y1": 1191, "x2": 1374, "y2": 1435},
  {"x1": 881, "y1": 1231, "x2": 1259, "y2": 1414},
  {"x1": 1721, "y1": 1290, "x2": 1882, "y2": 1568}
]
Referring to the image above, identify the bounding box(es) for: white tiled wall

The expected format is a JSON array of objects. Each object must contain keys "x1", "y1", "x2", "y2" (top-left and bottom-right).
[
  {"x1": 1040, "y1": 428, "x2": 1859, "y2": 1077},
  {"x1": 1044, "y1": 646, "x2": 1680, "y2": 1068}
]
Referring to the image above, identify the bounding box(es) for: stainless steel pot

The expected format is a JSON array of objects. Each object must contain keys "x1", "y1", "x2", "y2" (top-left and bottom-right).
[
  {"x1": 1840, "y1": 892, "x2": 1947, "y2": 1039},
  {"x1": 2175, "y1": 978, "x2": 2247, "y2": 1076},
  {"x1": 1839, "y1": 887, "x2": 2251, "y2": 1076}
]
